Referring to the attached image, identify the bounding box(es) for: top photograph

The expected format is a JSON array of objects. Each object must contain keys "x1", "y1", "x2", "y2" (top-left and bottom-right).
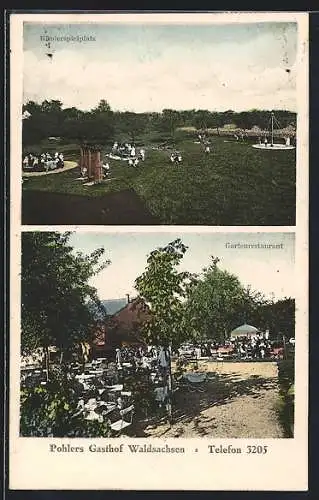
[{"x1": 15, "y1": 14, "x2": 306, "y2": 226}]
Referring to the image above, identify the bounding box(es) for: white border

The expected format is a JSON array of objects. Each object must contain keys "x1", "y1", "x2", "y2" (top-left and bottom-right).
[{"x1": 9, "y1": 12, "x2": 309, "y2": 491}]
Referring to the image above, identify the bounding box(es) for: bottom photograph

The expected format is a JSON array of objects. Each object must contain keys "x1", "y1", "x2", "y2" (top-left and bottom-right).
[{"x1": 20, "y1": 230, "x2": 295, "y2": 440}]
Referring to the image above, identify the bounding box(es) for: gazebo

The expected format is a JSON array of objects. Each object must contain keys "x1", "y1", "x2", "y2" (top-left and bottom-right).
[{"x1": 230, "y1": 324, "x2": 260, "y2": 338}]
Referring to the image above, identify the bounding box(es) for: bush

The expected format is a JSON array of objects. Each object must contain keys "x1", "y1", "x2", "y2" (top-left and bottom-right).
[
  {"x1": 276, "y1": 360, "x2": 295, "y2": 437},
  {"x1": 20, "y1": 367, "x2": 111, "y2": 437},
  {"x1": 123, "y1": 369, "x2": 157, "y2": 419}
]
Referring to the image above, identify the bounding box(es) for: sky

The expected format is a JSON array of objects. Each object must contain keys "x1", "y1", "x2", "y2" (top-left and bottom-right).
[
  {"x1": 68, "y1": 231, "x2": 295, "y2": 301},
  {"x1": 23, "y1": 22, "x2": 297, "y2": 113}
]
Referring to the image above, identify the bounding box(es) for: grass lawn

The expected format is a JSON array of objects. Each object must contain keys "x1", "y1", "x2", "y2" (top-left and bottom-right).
[
  {"x1": 22, "y1": 136, "x2": 296, "y2": 225},
  {"x1": 23, "y1": 164, "x2": 129, "y2": 198}
]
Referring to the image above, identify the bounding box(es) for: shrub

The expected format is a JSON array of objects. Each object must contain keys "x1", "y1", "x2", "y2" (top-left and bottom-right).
[
  {"x1": 20, "y1": 367, "x2": 111, "y2": 437},
  {"x1": 276, "y1": 360, "x2": 295, "y2": 437}
]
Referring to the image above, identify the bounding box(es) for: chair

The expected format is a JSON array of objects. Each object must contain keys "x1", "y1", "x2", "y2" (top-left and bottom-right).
[
  {"x1": 110, "y1": 405, "x2": 134, "y2": 434},
  {"x1": 183, "y1": 372, "x2": 207, "y2": 392}
]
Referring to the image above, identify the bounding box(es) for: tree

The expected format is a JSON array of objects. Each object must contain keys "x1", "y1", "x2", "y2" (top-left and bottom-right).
[
  {"x1": 23, "y1": 101, "x2": 42, "y2": 115},
  {"x1": 209, "y1": 112, "x2": 225, "y2": 135},
  {"x1": 62, "y1": 107, "x2": 85, "y2": 120},
  {"x1": 186, "y1": 257, "x2": 255, "y2": 343},
  {"x1": 249, "y1": 297, "x2": 295, "y2": 340},
  {"x1": 117, "y1": 112, "x2": 147, "y2": 143},
  {"x1": 92, "y1": 99, "x2": 112, "y2": 114},
  {"x1": 40, "y1": 99, "x2": 63, "y2": 114},
  {"x1": 75, "y1": 112, "x2": 115, "y2": 146},
  {"x1": 135, "y1": 239, "x2": 196, "y2": 347},
  {"x1": 21, "y1": 232, "x2": 110, "y2": 369},
  {"x1": 134, "y1": 239, "x2": 196, "y2": 422},
  {"x1": 161, "y1": 109, "x2": 182, "y2": 140},
  {"x1": 194, "y1": 110, "x2": 213, "y2": 132}
]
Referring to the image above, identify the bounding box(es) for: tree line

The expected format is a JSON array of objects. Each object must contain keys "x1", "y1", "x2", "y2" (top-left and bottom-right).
[{"x1": 22, "y1": 99, "x2": 297, "y2": 148}]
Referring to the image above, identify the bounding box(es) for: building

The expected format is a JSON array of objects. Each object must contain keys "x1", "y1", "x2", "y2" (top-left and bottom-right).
[{"x1": 91, "y1": 295, "x2": 149, "y2": 357}]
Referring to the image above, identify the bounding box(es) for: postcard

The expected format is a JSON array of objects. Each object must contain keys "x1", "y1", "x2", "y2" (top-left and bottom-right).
[{"x1": 9, "y1": 11, "x2": 308, "y2": 491}]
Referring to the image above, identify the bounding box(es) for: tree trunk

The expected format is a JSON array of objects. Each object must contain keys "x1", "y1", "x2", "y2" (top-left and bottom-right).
[
  {"x1": 81, "y1": 343, "x2": 86, "y2": 372},
  {"x1": 44, "y1": 346, "x2": 49, "y2": 382},
  {"x1": 167, "y1": 343, "x2": 173, "y2": 426}
]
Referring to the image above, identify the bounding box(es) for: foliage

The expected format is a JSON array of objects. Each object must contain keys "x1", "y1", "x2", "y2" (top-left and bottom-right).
[
  {"x1": 185, "y1": 259, "x2": 295, "y2": 342},
  {"x1": 123, "y1": 369, "x2": 158, "y2": 419},
  {"x1": 276, "y1": 360, "x2": 295, "y2": 437},
  {"x1": 92, "y1": 99, "x2": 112, "y2": 114},
  {"x1": 250, "y1": 297, "x2": 295, "y2": 340},
  {"x1": 22, "y1": 98, "x2": 296, "y2": 149},
  {"x1": 160, "y1": 109, "x2": 183, "y2": 139},
  {"x1": 21, "y1": 232, "x2": 109, "y2": 357},
  {"x1": 186, "y1": 257, "x2": 253, "y2": 342},
  {"x1": 116, "y1": 112, "x2": 148, "y2": 143},
  {"x1": 20, "y1": 367, "x2": 112, "y2": 437},
  {"x1": 134, "y1": 239, "x2": 197, "y2": 348}
]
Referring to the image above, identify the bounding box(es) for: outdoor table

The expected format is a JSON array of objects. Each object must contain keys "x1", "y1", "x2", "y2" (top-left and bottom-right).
[
  {"x1": 183, "y1": 373, "x2": 207, "y2": 383},
  {"x1": 122, "y1": 362, "x2": 132, "y2": 367},
  {"x1": 94, "y1": 370, "x2": 104, "y2": 376},
  {"x1": 85, "y1": 397, "x2": 97, "y2": 407},
  {"x1": 98, "y1": 402, "x2": 117, "y2": 414},
  {"x1": 107, "y1": 384, "x2": 124, "y2": 393},
  {"x1": 121, "y1": 391, "x2": 132, "y2": 397},
  {"x1": 84, "y1": 410, "x2": 103, "y2": 422},
  {"x1": 89, "y1": 370, "x2": 104, "y2": 376},
  {"x1": 109, "y1": 384, "x2": 123, "y2": 392}
]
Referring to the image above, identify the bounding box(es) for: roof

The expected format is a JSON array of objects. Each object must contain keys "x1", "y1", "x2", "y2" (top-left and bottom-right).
[
  {"x1": 102, "y1": 298, "x2": 127, "y2": 316},
  {"x1": 230, "y1": 324, "x2": 260, "y2": 337}
]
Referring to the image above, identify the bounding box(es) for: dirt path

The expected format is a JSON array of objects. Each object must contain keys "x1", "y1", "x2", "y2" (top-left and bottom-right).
[{"x1": 141, "y1": 362, "x2": 284, "y2": 439}]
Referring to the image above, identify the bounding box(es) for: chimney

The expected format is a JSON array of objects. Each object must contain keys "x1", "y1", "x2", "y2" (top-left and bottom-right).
[{"x1": 126, "y1": 293, "x2": 130, "y2": 304}]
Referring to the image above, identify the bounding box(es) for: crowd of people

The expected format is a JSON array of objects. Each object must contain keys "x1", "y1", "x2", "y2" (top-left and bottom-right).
[
  {"x1": 177, "y1": 336, "x2": 289, "y2": 361},
  {"x1": 22, "y1": 152, "x2": 64, "y2": 172}
]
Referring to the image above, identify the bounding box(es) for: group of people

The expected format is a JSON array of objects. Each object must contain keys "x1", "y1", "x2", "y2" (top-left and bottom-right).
[
  {"x1": 115, "y1": 345, "x2": 163, "y2": 371},
  {"x1": 197, "y1": 133, "x2": 212, "y2": 154},
  {"x1": 258, "y1": 136, "x2": 292, "y2": 147},
  {"x1": 233, "y1": 132, "x2": 248, "y2": 141},
  {"x1": 111, "y1": 142, "x2": 146, "y2": 164},
  {"x1": 22, "y1": 151, "x2": 64, "y2": 172},
  {"x1": 114, "y1": 345, "x2": 172, "y2": 408},
  {"x1": 80, "y1": 157, "x2": 111, "y2": 180},
  {"x1": 176, "y1": 336, "x2": 287, "y2": 361},
  {"x1": 170, "y1": 151, "x2": 183, "y2": 163},
  {"x1": 232, "y1": 336, "x2": 274, "y2": 360}
]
